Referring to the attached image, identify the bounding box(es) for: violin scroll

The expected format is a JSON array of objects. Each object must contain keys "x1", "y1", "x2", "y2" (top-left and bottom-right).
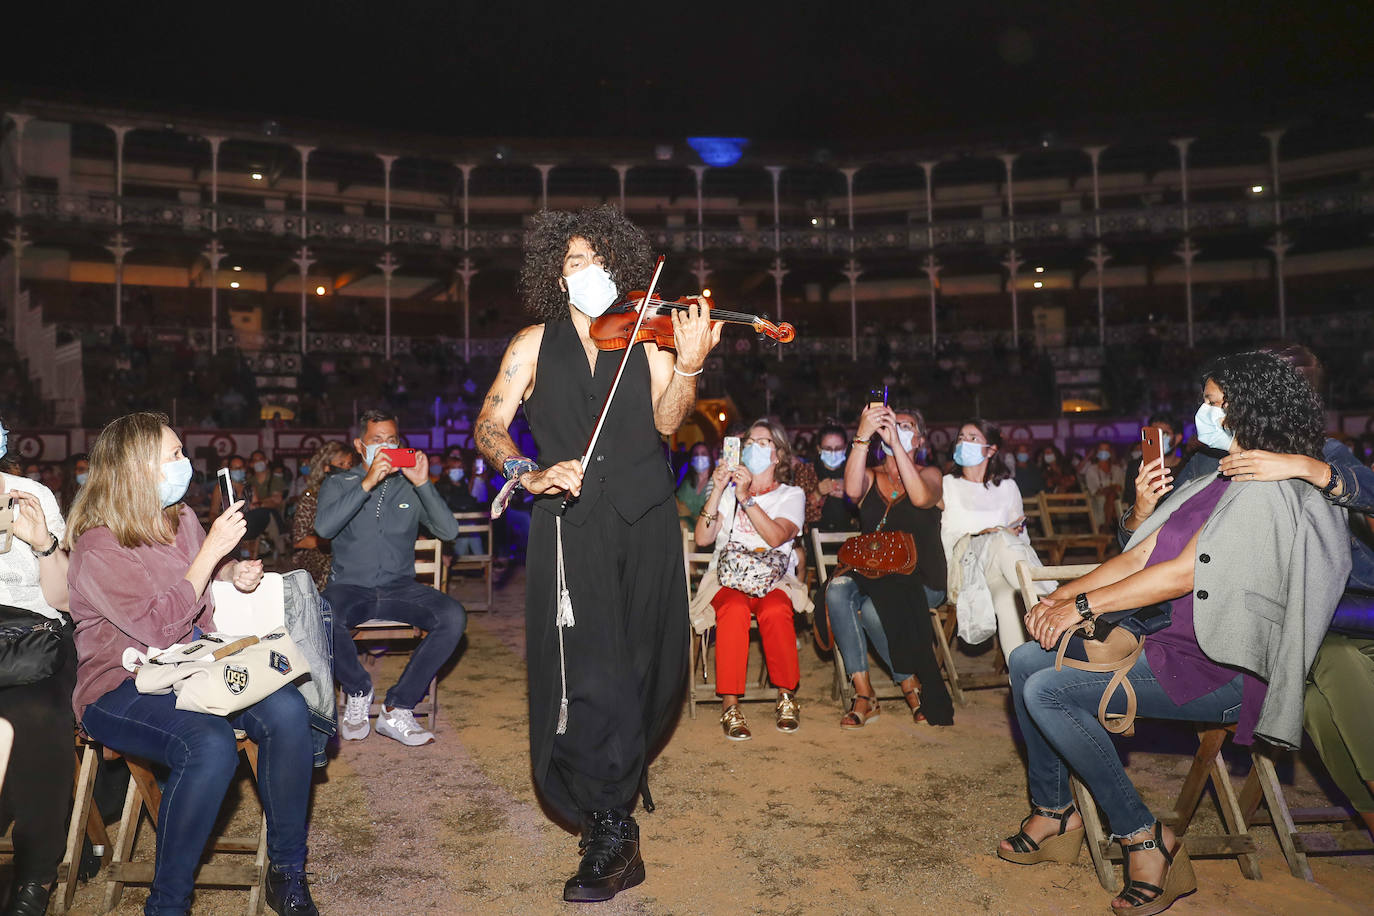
[{"x1": 752, "y1": 318, "x2": 796, "y2": 343}]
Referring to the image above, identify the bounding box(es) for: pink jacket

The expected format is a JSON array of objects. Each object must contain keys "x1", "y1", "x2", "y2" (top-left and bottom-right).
[{"x1": 68, "y1": 506, "x2": 218, "y2": 720}]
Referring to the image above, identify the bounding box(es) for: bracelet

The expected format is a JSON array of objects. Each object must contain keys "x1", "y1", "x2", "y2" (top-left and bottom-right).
[
  {"x1": 1074, "y1": 592, "x2": 1093, "y2": 621},
  {"x1": 673, "y1": 363, "x2": 704, "y2": 377},
  {"x1": 32, "y1": 534, "x2": 60, "y2": 558},
  {"x1": 853, "y1": 437, "x2": 870, "y2": 446},
  {"x1": 1320, "y1": 462, "x2": 1339, "y2": 496},
  {"x1": 698, "y1": 509, "x2": 718, "y2": 523},
  {"x1": 502, "y1": 457, "x2": 540, "y2": 486}
]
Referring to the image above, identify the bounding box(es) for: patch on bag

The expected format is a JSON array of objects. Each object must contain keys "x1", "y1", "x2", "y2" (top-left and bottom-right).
[
  {"x1": 262, "y1": 632, "x2": 284, "y2": 641},
  {"x1": 268, "y1": 651, "x2": 291, "y2": 675},
  {"x1": 224, "y1": 665, "x2": 250, "y2": 695},
  {"x1": 181, "y1": 643, "x2": 207, "y2": 655}
]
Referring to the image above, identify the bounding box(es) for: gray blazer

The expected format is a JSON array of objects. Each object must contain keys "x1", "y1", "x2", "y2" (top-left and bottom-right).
[{"x1": 1124, "y1": 472, "x2": 1350, "y2": 748}]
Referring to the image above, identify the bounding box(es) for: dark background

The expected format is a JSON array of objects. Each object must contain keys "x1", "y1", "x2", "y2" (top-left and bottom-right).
[{"x1": 5, "y1": 1, "x2": 1372, "y2": 144}]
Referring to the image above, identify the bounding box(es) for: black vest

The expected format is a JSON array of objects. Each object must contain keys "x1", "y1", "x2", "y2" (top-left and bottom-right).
[{"x1": 524, "y1": 319, "x2": 674, "y2": 526}]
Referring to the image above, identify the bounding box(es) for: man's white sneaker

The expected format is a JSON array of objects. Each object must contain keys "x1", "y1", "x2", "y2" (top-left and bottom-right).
[
  {"x1": 375, "y1": 706, "x2": 435, "y2": 746},
  {"x1": 340, "y1": 689, "x2": 373, "y2": 740}
]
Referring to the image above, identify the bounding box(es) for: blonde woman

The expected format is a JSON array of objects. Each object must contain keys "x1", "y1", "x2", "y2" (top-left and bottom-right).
[
  {"x1": 66, "y1": 413, "x2": 317, "y2": 916},
  {"x1": 695, "y1": 419, "x2": 807, "y2": 740},
  {"x1": 290, "y1": 441, "x2": 355, "y2": 591}
]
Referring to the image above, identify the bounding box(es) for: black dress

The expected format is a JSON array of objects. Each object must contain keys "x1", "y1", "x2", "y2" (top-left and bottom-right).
[
  {"x1": 848, "y1": 471, "x2": 953, "y2": 723},
  {"x1": 522, "y1": 319, "x2": 688, "y2": 827}
]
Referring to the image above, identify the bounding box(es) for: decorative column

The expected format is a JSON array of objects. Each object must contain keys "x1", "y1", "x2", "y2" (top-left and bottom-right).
[
  {"x1": 109, "y1": 124, "x2": 133, "y2": 325},
  {"x1": 456, "y1": 163, "x2": 474, "y2": 251},
  {"x1": 766, "y1": 165, "x2": 785, "y2": 359},
  {"x1": 457, "y1": 257, "x2": 478, "y2": 362},
  {"x1": 1170, "y1": 138, "x2": 1196, "y2": 347},
  {"x1": 689, "y1": 165, "x2": 710, "y2": 294},
  {"x1": 295, "y1": 144, "x2": 314, "y2": 234},
  {"x1": 920, "y1": 160, "x2": 939, "y2": 353},
  {"x1": 612, "y1": 164, "x2": 631, "y2": 211},
  {"x1": 1085, "y1": 145, "x2": 1109, "y2": 346},
  {"x1": 999, "y1": 153, "x2": 1021, "y2": 346},
  {"x1": 292, "y1": 246, "x2": 314, "y2": 354},
  {"x1": 378, "y1": 251, "x2": 397, "y2": 359},
  {"x1": 535, "y1": 163, "x2": 555, "y2": 211},
  {"x1": 205, "y1": 135, "x2": 224, "y2": 232},
  {"x1": 379, "y1": 154, "x2": 397, "y2": 245},
  {"x1": 6, "y1": 113, "x2": 32, "y2": 338},
  {"x1": 840, "y1": 167, "x2": 860, "y2": 360},
  {"x1": 204, "y1": 238, "x2": 226, "y2": 354},
  {"x1": 1262, "y1": 129, "x2": 1288, "y2": 337}
]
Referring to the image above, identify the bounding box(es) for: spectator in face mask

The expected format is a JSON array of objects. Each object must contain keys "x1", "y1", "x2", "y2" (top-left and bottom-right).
[
  {"x1": 1013, "y1": 443, "x2": 1045, "y2": 498},
  {"x1": 59, "y1": 453, "x2": 90, "y2": 515},
  {"x1": 1124, "y1": 415, "x2": 1181, "y2": 513},
  {"x1": 1078, "y1": 441, "x2": 1125, "y2": 532},
  {"x1": 812, "y1": 424, "x2": 859, "y2": 532},
  {"x1": 1039, "y1": 444, "x2": 1079, "y2": 494},
  {"x1": 676, "y1": 442, "x2": 713, "y2": 527},
  {"x1": 435, "y1": 451, "x2": 486, "y2": 560}
]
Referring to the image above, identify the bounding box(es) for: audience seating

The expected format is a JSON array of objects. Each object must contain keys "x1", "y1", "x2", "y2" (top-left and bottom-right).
[
  {"x1": 450, "y1": 511, "x2": 495, "y2": 612},
  {"x1": 810, "y1": 528, "x2": 968, "y2": 707},
  {"x1": 1033, "y1": 493, "x2": 1115, "y2": 564},
  {"x1": 103, "y1": 734, "x2": 268, "y2": 916},
  {"x1": 339, "y1": 538, "x2": 444, "y2": 732},
  {"x1": 681, "y1": 528, "x2": 775, "y2": 718}
]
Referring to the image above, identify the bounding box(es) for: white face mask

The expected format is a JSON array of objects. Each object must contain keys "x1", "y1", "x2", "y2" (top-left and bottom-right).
[
  {"x1": 690, "y1": 455, "x2": 711, "y2": 473},
  {"x1": 818, "y1": 449, "x2": 846, "y2": 470},
  {"x1": 564, "y1": 263, "x2": 619, "y2": 318},
  {"x1": 896, "y1": 428, "x2": 916, "y2": 454},
  {"x1": 1194, "y1": 403, "x2": 1235, "y2": 451}
]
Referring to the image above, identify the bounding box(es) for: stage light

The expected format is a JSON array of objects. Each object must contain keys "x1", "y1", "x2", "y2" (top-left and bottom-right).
[
  {"x1": 229, "y1": 281, "x2": 240, "y2": 289},
  {"x1": 250, "y1": 172, "x2": 263, "y2": 181},
  {"x1": 811, "y1": 217, "x2": 818, "y2": 225},
  {"x1": 718, "y1": 411, "x2": 727, "y2": 422},
  {"x1": 701, "y1": 288, "x2": 712, "y2": 297},
  {"x1": 1033, "y1": 281, "x2": 1043, "y2": 289},
  {"x1": 1251, "y1": 185, "x2": 1264, "y2": 193},
  {"x1": 315, "y1": 286, "x2": 326, "y2": 296},
  {"x1": 1034, "y1": 266, "x2": 1044, "y2": 273},
  {"x1": 232, "y1": 265, "x2": 243, "y2": 271},
  {"x1": 686, "y1": 137, "x2": 748, "y2": 167}
]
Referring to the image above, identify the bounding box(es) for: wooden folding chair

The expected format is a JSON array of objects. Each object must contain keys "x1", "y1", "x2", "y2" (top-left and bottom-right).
[
  {"x1": 810, "y1": 528, "x2": 967, "y2": 707},
  {"x1": 1239, "y1": 747, "x2": 1374, "y2": 880},
  {"x1": 103, "y1": 735, "x2": 268, "y2": 916},
  {"x1": 339, "y1": 538, "x2": 444, "y2": 732},
  {"x1": 682, "y1": 528, "x2": 778, "y2": 718},
  {"x1": 1039, "y1": 492, "x2": 1114, "y2": 564},
  {"x1": 450, "y1": 511, "x2": 495, "y2": 612},
  {"x1": 49, "y1": 735, "x2": 117, "y2": 914}
]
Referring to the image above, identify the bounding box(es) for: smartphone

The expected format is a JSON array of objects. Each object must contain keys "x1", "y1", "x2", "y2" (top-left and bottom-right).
[
  {"x1": 1140, "y1": 426, "x2": 1165, "y2": 472},
  {"x1": 722, "y1": 436, "x2": 740, "y2": 469},
  {"x1": 381, "y1": 447, "x2": 418, "y2": 469},
  {"x1": 216, "y1": 467, "x2": 235, "y2": 511},
  {"x1": 868, "y1": 385, "x2": 889, "y2": 410},
  {"x1": 0, "y1": 494, "x2": 13, "y2": 554}
]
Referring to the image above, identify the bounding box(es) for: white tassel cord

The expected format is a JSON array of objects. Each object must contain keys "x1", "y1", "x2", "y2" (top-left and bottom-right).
[{"x1": 555, "y1": 516, "x2": 576, "y2": 734}]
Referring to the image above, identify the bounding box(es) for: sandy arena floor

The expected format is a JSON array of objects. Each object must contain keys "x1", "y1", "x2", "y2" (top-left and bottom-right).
[{"x1": 63, "y1": 569, "x2": 1374, "y2": 915}]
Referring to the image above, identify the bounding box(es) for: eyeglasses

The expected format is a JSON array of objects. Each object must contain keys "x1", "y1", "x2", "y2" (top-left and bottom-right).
[{"x1": 743, "y1": 437, "x2": 773, "y2": 447}]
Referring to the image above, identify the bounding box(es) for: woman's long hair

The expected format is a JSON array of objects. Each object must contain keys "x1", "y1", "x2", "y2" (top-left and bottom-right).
[
  {"x1": 749, "y1": 417, "x2": 794, "y2": 485},
  {"x1": 304, "y1": 441, "x2": 353, "y2": 498},
  {"x1": 1203, "y1": 350, "x2": 1325, "y2": 458},
  {"x1": 66, "y1": 412, "x2": 181, "y2": 549}
]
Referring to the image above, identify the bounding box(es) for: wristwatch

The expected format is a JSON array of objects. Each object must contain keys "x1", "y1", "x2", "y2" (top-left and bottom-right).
[
  {"x1": 1074, "y1": 592, "x2": 1092, "y2": 621},
  {"x1": 743, "y1": 495, "x2": 757, "y2": 509},
  {"x1": 32, "y1": 534, "x2": 60, "y2": 558}
]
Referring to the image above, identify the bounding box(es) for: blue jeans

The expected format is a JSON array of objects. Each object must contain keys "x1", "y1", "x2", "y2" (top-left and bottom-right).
[
  {"x1": 1009, "y1": 641, "x2": 1244, "y2": 838},
  {"x1": 82, "y1": 681, "x2": 311, "y2": 916},
  {"x1": 326, "y1": 578, "x2": 466, "y2": 709},
  {"x1": 829, "y1": 578, "x2": 947, "y2": 684}
]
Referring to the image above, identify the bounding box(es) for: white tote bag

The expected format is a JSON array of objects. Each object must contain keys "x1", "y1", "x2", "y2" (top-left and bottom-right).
[{"x1": 128, "y1": 627, "x2": 310, "y2": 716}]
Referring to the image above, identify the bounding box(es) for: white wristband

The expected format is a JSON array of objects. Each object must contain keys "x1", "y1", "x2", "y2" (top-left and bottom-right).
[{"x1": 672, "y1": 364, "x2": 704, "y2": 377}]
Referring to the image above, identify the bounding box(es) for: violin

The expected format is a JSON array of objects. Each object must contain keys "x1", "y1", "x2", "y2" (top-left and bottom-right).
[{"x1": 588, "y1": 292, "x2": 796, "y2": 351}]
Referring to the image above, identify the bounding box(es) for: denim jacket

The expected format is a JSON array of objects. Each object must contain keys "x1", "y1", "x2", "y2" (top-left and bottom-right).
[
  {"x1": 281, "y1": 569, "x2": 336, "y2": 767},
  {"x1": 1119, "y1": 438, "x2": 1374, "y2": 594}
]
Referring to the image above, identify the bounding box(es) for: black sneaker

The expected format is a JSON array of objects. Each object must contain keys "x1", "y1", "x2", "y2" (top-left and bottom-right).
[
  {"x1": 265, "y1": 864, "x2": 318, "y2": 916},
  {"x1": 562, "y1": 810, "x2": 646, "y2": 903}
]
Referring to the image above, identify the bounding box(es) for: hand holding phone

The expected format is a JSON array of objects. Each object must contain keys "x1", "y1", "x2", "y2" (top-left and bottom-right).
[
  {"x1": 868, "y1": 385, "x2": 889, "y2": 410},
  {"x1": 380, "y1": 448, "x2": 418, "y2": 469},
  {"x1": 1140, "y1": 426, "x2": 1165, "y2": 472},
  {"x1": 217, "y1": 467, "x2": 235, "y2": 510},
  {"x1": 722, "y1": 436, "x2": 740, "y2": 469}
]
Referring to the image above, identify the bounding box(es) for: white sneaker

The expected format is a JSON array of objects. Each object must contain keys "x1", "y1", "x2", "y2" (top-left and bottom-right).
[
  {"x1": 375, "y1": 706, "x2": 435, "y2": 746},
  {"x1": 340, "y1": 689, "x2": 373, "y2": 740}
]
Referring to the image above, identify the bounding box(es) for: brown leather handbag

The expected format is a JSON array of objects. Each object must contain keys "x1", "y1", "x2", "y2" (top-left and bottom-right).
[{"x1": 836, "y1": 490, "x2": 917, "y2": 579}]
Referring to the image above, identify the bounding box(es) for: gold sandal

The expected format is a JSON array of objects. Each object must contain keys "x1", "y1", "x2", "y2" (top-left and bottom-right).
[
  {"x1": 839, "y1": 694, "x2": 879, "y2": 729},
  {"x1": 720, "y1": 704, "x2": 752, "y2": 741},
  {"x1": 997, "y1": 804, "x2": 1085, "y2": 865},
  {"x1": 1111, "y1": 821, "x2": 1196, "y2": 915}
]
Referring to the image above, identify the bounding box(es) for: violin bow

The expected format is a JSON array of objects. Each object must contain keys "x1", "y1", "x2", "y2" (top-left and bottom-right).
[{"x1": 559, "y1": 255, "x2": 666, "y2": 514}]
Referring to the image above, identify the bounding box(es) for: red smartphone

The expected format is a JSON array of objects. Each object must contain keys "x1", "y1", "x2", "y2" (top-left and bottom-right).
[
  {"x1": 1140, "y1": 426, "x2": 1165, "y2": 471},
  {"x1": 380, "y1": 447, "x2": 418, "y2": 468}
]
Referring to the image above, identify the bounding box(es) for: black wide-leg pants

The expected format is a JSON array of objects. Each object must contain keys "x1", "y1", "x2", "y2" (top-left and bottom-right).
[{"x1": 525, "y1": 495, "x2": 688, "y2": 827}]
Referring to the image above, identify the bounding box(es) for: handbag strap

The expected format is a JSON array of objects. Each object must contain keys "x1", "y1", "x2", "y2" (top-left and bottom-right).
[
  {"x1": 209, "y1": 635, "x2": 260, "y2": 660},
  {"x1": 870, "y1": 470, "x2": 908, "y2": 532},
  {"x1": 1053, "y1": 619, "x2": 1145, "y2": 734}
]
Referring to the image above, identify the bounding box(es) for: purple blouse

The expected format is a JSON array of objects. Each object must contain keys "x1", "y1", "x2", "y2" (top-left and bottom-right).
[{"x1": 1141, "y1": 475, "x2": 1268, "y2": 744}]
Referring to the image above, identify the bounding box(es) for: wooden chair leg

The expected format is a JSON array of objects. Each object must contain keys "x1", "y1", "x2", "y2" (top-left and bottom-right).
[
  {"x1": 55, "y1": 745, "x2": 101, "y2": 914},
  {"x1": 684, "y1": 620, "x2": 697, "y2": 720},
  {"x1": 242, "y1": 743, "x2": 268, "y2": 916},
  {"x1": 1170, "y1": 727, "x2": 1228, "y2": 835},
  {"x1": 1071, "y1": 775, "x2": 1117, "y2": 892},
  {"x1": 1250, "y1": 751, "x2": 1313, "y2": 881},
  {"x1": 1209, "y1": 747, "x2": 1262, "y2": 880},
  {"x1": 931, "y1": 606, "x2": 966, "y2": 707},
  {"x1": 103, "y1": 772, "x2": 146, "y2": 913}
]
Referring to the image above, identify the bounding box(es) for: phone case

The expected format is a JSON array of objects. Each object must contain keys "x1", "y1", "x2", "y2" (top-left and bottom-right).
[
  {"x1": 722, "y1": 437, "x2": 740, "y2": 467},
  {"x1": 1140, "y1": 426, "x2": 1164, "y2": 470}
]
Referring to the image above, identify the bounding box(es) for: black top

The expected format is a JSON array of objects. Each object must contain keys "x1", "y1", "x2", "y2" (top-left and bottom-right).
[
  {"x1": 816, "y1": 463, "x2": 859, "y2": 531},
  {"x1": 858, "y1": 469, "x2": 947, "y2": 592},
  {"x1": 524, "y1": 319, "x2": 674, "y2": 526}
]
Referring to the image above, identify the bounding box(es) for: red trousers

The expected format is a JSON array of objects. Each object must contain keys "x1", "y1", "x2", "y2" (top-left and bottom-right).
[{"x1": 712, "y1": 586, "x2": 799, "y2": 695}]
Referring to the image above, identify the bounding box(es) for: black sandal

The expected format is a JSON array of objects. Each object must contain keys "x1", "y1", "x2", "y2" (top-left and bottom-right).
[
  {"x1": 1113, "y1": 821, "x2": 1197, "y2": 915},
  {"x1": 839, "y1": 694, "x2": 879, "y2": 729},
  {"x1": 997, "y1": 804, "x2": 1085, "y2": 865}
]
